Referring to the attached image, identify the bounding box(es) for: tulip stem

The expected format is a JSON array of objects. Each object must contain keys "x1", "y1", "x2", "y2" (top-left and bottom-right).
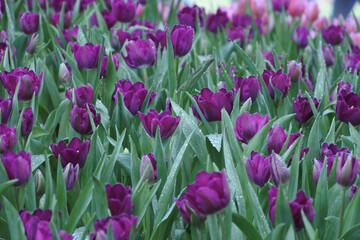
[
  {"x1": 337, "y1": 188, "x2": 346, "y2": 239},
  {"x1": 335, "y1": 122, "x2": 345, "y2": 141},
  {"x1": 142, "y1": 68, "x2": 149, "y2": 89}
]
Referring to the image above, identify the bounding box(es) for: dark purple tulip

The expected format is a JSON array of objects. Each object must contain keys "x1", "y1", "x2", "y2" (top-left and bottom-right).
[
  {"x1": 171, "y1": 24, "x2": 194, "y2": 58},
  {"x1": 267, "y1": 125, "x2": 288, "y2": 154},
  {"x1": 177, "y1": 5, "x2": 205, "y2": 30},
  {"x1": 0, "y1": 42, "x2": 7, "y2": 61},
  {"x1": 112, "y1": 79, "x2": 156, "y2": 115},
  {"x1": 116, "y1": 28, "x2": 132, "y2": 49},
  {"x1": 322, "y1": 25, "x2": 345, "y2": 45},
  {"x1": 270, "y1": 153, "x2": 290, "y2": 186},
  {"x1": 232, "y1": 14, "x2": 251, "y2": 27},
  {"x1": 63, "y1": 163, "x2": 79, "y2": 190},
  {"x1": 19, "y1": 13, "x2": 39, "y2": 34},
  {"x1": 312, "y1": 159, "x2": 323, "y2": 184},
  {"x1": 322, "y1": 45, "x2": 334, "y2": 67},
  {"x1": 176, "y1": 170, "x2": 230, "y2": 219},
  {"x1": 20, "y1": 107, "x2": 34, "y2": 136},
  {"x1": 129, "y1": 19, "x2": 156, "y2": 29},
  {"x1": 292, "y1": 26, "x2": 310, "y2": 48},
  {"x1": 234, "y1": 111, "x2": 269, "y2": 144},
  {"x1": 320, "y1": 143, "x2": 350, "y2": 178},
  {"x1": 287, "y1": 60, "x2": 302, "y2": 83},
  {"x1": 262, "y1": 50, "x2": 282, "y2": 69},
  {"x1": 50, "y1": 0, "x2": 76, "y2": 12},
  {"x1": 112, "y1": 0, "x2": 137, "y2": 23},
  {"x1": 121, "y1": 39, "x2": 157, "y2": 68},
  {"x1": 72, "y1": 42, "x2": 101, "y2": 69},
  {"x1": 262, "y1": 69, "x2": 291, "y2": 99},
  {"x1": 34, "y1": 221, "x2": 52, "y2": 239},
  {"x1": 207, "y1": 9, "x2": 229, "y2": 33},
  {"x1": 62, "y1": 26, "x2": 78, "y2": 43},
  {"x1": 0, "y1": 67, "x2": 43, "y2": 101},
  {"x1": 268, "y1": 186, "x2": 278, "y2": 223},
  {"x1": 79, "y1": 0, "x2": 96, "y2": 12},
  {"x1": 175, "y1": 198, "x2": 194, "y2": 223},
  {"x1": 293, "y1": 94, "x2": 320, "y2": 124},
  {"x1": 245, "y1": 151, "x2": 271, "y2": 187},
  {"x1": 140, "y1": 153, "x2": 157, "y2": 183},
  {"x1": 0, "y1": 97, "x2": 12, "y2": 123},
  {"x1": 106, "y1": 183, "x2": 133, "y2": 216},
  {"x1": 349, "y1": 185, "x2": 358, "y2": 201},
  {"x1": 0, "y1": 124, "x2": 16, "y2": 153},
  {"x1": 227, "y1": 26, "x2": 246, "y2": 43},
  {"x1": 19, "y1": 209, "x2": 52, "y2": 240},
  {"x1": 289, "y1": 190, "x2": 315, "y2": 230},
  {"x1": 69, "y1": 104, "x2": 101, "y2": 135},
  {"x1": 90, "y1": 215, "x2": 137, "y2": 240},
  {"x1": 330, "y1": 80, "x2": 353, "y2": 102},
  {"x1": 345, "y1": 53, "x2": 360, "y2": 73},
  {"x1": 50, "y1": 137, "x2": 91, "y2": 169},
  {"x1": 336, "y1": 89, "x2": 360, "y2": 126},
  {"x1": 146, "y1": 29, "x2": 167, "y2": 51},
  {"x1": 90, "y1": 10, "x2": 116, "y2": 29},
  {"x1": 50, "y1": 11, "x2": 72, "y2": 29},
  {"x1": 272, "y1": 0, "x2": 290, "y2": 11},
  {"x1": 336, "y1": 153, "x2": 359, "y2": 187},
  {"x1": 234, "y1": 75, "x2": 261, "y2": 102},
  {"x1": 192, "y1": 88, "x2": 234, "y2": 122},
  {"x1": 66, "y1": 84, "x2": 94, "y2": 108},
  {"x1": 2, "y1": 150, "x2": 31, "y2": 187},
  {"x1": 138, "y1": 109, "x2": 180, "y2": 139},
  {"x1": 100, "y1": 53, "x2": 119, "y2": 78}
]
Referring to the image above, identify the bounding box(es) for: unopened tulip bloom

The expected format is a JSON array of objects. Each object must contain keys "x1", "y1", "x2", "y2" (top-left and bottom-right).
[
  {"x1": 234, "y1": 111, "x2": 269, "y2": 144},
  {"x1": 312, "y1": 159, "x2": 323, "y2": 184},
  {"x1": 50, "y1": 11, "x2": 72, "y2": 29},
  {"x1": 20, "y1": 107, "x2": 34, "y2": 136},
  {"x1": 268, "y1": 186, "x2": 278, "y2": 223},
  {"x1": 345, "y1": 53, "x2": 360, "y2": 73},
  {"x1": 293, "y1": 94, "x2": 320, "y2": 124},
  {"x1": 65, "y1": 84, "x2": 94, "y2": 108},
  {"x1": 207, "y1": 9, "x2": 229, "y2": 33},
  {"x1": 140, "y1": 153, "x2": 157, "y2": 183},
  {"x1": 20, "y1": 209, "x2": 52, "y2": 240},
  {"x1": 287, "y1": 61, "x2": 302, "y2": 82},
  {"x1": 336, "y1": 153, "x2": 359, "y2": 187},
  {"x1": 272, "y1": 0, "x2": 289, "y2": 12},
  {"x1": 0, "y1": 97, "x2": 12, "y2": 123},
  {"x1": 177, "y1": 5, "x2": 204, "y2": 30},
  {"x1": 112, "y1": 0, "x2": 137, "y2": 22},
  {"x1": 139, "y1": 109, "x2": 180, "y2": 139},
  {"x1": 90, "y1": 10, "x2": 116, "y2": 29},
  {"x1": 69, "y1": 104, "x2": 101, "y2": 135},
  {"x1": 90, "y1": 215, "x2": 137, "y2": 240},
  {"x1": 112, "y1": 79, "x2": 156, "y2": 115},
  {"x1": 146, "y1": 29, "x2": 167, "y2": 51},
  {"x1": 50, "y1": 137, "x2": 91, "y2": 169},
  {"x1": 171, "y1": 24, "x2": 194, "y2": 57},
  {"x1": 2, "y1": 150, "x2": 31, "y2": 187},
  {"x1": 336, "y1": 89, "x2": 360, "y2": 126},
  {"x1": 245, "y1": 151, "x2": 271, "y2": 187},
  {"x1": 106, "y1": 183, "x2": 133, "y2": 216},
  {"x1": 63, "y1": 163, "x2": 79, "y2": 190},
  {"x1": 234, "y1": 75, "x2": 261, "y2": 102},
  {"x1": 19, "y1": 13, "x2": 39, "y2": 34},
  {"x1": 0, "y1": 124, "x2": 16, "y2": 153},
  {"x1": 100, "y1": 53, "x2": 119, "y2": 78},
  {"x1": 26, "y1": 33, "x2": 38, "y2": 55},
  {"x1": 50, "y1": 0, "x2": 76, "y2": 12},
  {"x1": 270, "y1": 153, "x2": 290, "y2": 186},
  {"x1": 267, "y1": 125, "x2": 288, "y2": 154},
  {"x1": 250, "y1": 0, "x2": 267, "y2": 19},
  {"x1": 0, "y1": 67, "x2": 43, "y2": 101},
  {"x1": 305, "y1": 2, "x2": 319, "y2": 22},
  {"x1": 322, "y1": 45, "x2": 335, "y2": 67},
  {"x1": 72, "y1": 42, "x2": 101, "y2": 69},
  {"x1": 34, "y1": 169, "x2": 45, "y2": 196},
  {"x1": 292, "y1": 26, "x2": 310, "y2": 48},
  {"x1": 121, "y1": 39, "x2": 157, "y2": 68},
  {"x1": 59, "y1": 63, "x2": 72, "y2": 83},
  {"x1": 289, "y1": 190, "x2": 315, "y2": 230},
  {"x1": 287, "y1": 0, "x2": 306, "y2": 17},
  {"x1": 322, "y1": 25, "x2": 345, "y2": 45},
  {"x1": 262, "y1": 69, "x2": 291, "y2": 99},
  {"x1": 61, "y1": 26, "x2": 78, "y2": 43}
]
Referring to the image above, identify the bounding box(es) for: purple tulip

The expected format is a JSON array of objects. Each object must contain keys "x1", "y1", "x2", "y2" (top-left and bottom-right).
[
  {"x1": 322, "y1": 25, "x2": 345, "y2": 45},
  {"x1": 319, "y1": 143, "x2": 350, "y2": 178},
  {"x1": 34, "y1": 169, "x2": 45, "y2": 196},
  {"x1": 267, "y1": 125, "x2": 288, "y2": 154},
  {"x1": 121, "y1": 39, "x2": 157, "y2": 68},
  {"x1": 0, "y1": 97, "x2": 12, "y2": 124},
  {"x1": 130, "y1": 19, "x2": 156, "y2": 29},
  {"x1": 50, "y1": 11, "x2": 72, "y2": 29},
  {"x1": 171, "y1": 24, "x2": 194, "y2": 58},
  {"x1": 146, "y1": 29, "x2": 167, "y2": 51},
  {"x1": 61, "y1": 26, "x2": 78, "y2": 43},
  {"x1": 262, "y1": 50, "x2": 282, "y2": 69},
  {"x1": 270, "y1": 153, "x2": 290, "y2": 186},
  {"x1": 345, "y1": 53, "x2": 360, "y2": 73},
  {"x1": 19, "y1": 13, "x2": 39, "y2": 34},
  {"x1": 292, "y1": 94, "x2": 320, "y2": 124},
  {"x1": 312, "y1": 159, "x2": 323, "y2": 184},
  {"x1": 112, "y1": 0, "x2": 137, "y2": 23},
  {"x1": 336, "y1": 89, "x2": 360, "y2": 126},
  {"x1": 113, "y1": 79, "x2": 156, "y2": 115},
  {"x1": 287, "y1": 61, "x2": 303, "y2": 82},
  {"x1": 336, "y1": 153, "x2": 359, "y2": 187},
  {"x1": 34, "y1": 221, "x2": 52, "y2": 239},
  {"x1": 322, "y1": 45, "x2": 335, "y2": 67},
  {"x1": 2, "y1": 150, "x2": 31, "y2": 187},
  {"x1": 65, "y1": 84, "x2": 94, "y2": 108},
  {"x1": 0, "y1": 67, "x2": 43, "y2": 101},
  {"x1": 177, "y1": 5, "x2": 205, "y2": 30},
  {"x1": 139, "y1": 109, "x2": 180, "y2": 139},
  {"x1": 90, "y1": 215, "x2": 137, "y2": 240},
  {"x1": 0, "y1": 124, "x2": 16, "y2": 153},
  {"x1": 262, "y1": 69, "x2": 291, "y2": 99},
  {"x1": 100, "y1": 53, "x2": 119, "y2": 78},
  {"x1": 140, "y1": 153, "x2": 157, "y2": 183},
  {"x1": 289, "y1": 190, "x2": 315, "y2": 230},
  {"x1": 19, "y1": 209, "x2": 52, "y2": 240},
  {"x1": 292, "y1": 26, "x2": 310, "y2": 48},
  {"x1": 106, "y1": 183, "x2": 133, "y2": 216},
  {"x1": 59, "y1": 62, "x2": 72, "y2": 83},
  {"x1": 349, "y1": 185, "x2": 358, "y2": 201},
  {"x1": 227, "y1": 26, "x2": 247, "y2": 43},
  {"x1": 50, "y1": 0, "x2": 76, "y2": 12},
  {"x1": 207, "y1": 9, "x2": 229, "y2": 33},
  {"x1": 234, "y1": 111, "x2": 269, "y2": 144},
  {"x1": 63, "y1": 163, "x2": 79, "y2": 190},
  {"x1": 26, "y1": 33, "x2": 39, "y2": 55},
  {"x1": 20, "y1": 107, "x2": 34, "y2": 136},
  {"x1": 272, "y1": 0, "x2": 290, "y2": 11},
  {"x1": 79, "y1": 0, "x2": 96, "y2": 11},
  {"x1": 72, "y1": 42, "x2": 101, "y2": 69},
  {"x1": 192, "y1": 88, "x2": 234, "y2": 122},
  {"x1": 50, "y1": 137, "x2": 91, "y2": 169},
  {"x1": 90, "y1": 10, "x2": 116, "y2": 29},
  {"x1": 176, "y1": 170, "x2": 230, "y2": 221},
  {"x1": 175, "y1": 198, "x2": 195, "y2": 223},
  {"x1": 234, "y1": 75, "x2": 261, "y2": 102},
  {"x1": 69, "y1": 104, "x2": 101, "y2": 135},
  {"x1": 245, "y1": 151, "x2": 271, "y2": 187},
  {"x1": 268, "y1": 186, "x2": 278, "y2": 223}
]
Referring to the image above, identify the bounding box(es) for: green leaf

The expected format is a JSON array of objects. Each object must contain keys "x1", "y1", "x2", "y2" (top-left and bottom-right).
[
  {"x1": 2, "y1": 197, "x2": 27, "y2": 240},
  {"x1": 301, "y1": 210, "x2": 315, "y2": 239},
  {"x1": 207, "y1": 134, "x2": 222, "y2": 152},
  {"x1": 232, "y1": 213, "x2": 263, "y2": 240},
  {"x1": 166, "y1": 28, "x2": 176, "y2": 95},
  {"x1": 314, "y1": 158, "x2": 328, "y2": 240},
  {"x1": 93, "y1": 176, "x2": 108, "y2": 219},
  {"x1": 56, "y1": 158, "x2": 68, "y2": 222},
  {"x1": 341, "y1": 224, "x2": 360, "y2": 240},
  {"x1": 233, "y1": 43, "x2": 257, "y2": 75},
  {"x1": 343, "y1": 186, "x2": 360, "y2": 234},
  {"x1": 0, "y1": 179, "x2": 18, "y2": 195},
  {"x1": 275, "y1": 187, "x2": 294, "y2": 228}
]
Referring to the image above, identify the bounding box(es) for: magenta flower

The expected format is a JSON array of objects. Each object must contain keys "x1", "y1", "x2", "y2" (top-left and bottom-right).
[
  {"x1": 61, "y1": 26, "x2": 78, "y2": 43},
  {"x1": 289, "y1": 190, "x2": 315, "y2": 230},
  {"x1": 50, "y1": 0, "x2": 76, "y2": 12},
  {"x1": 20, "y1": 107, "x2": 34, "y2": 136},
  {"x1": 65, "y1": 84, "x2": 94, "y2": 108},
  {"x1": 292, "y1": 26, "x2": 310, "y2": 48},
  {"x1": 90, "y1": 9, "x2": 116, "y2": 29},
  {"x1": 0, "y1": 97, "x2": 12, "y2": 123},
  {"x1": 234, "y1": 111, "x2": 269, "y2": 144},
  {"x1": 63, "y1": 163, "x2": 79, "y2": 190},
  {"x1": 227, "y1": 26, "x2": 246, "y2": 42},
  {"x1": 206, "y1": 9, "x2": 229, "y2": 33},
  {"x1": 272, "y1": 0, "x2": 290, "y2": 11},
  {"x1": 322, "y1": 45, "x2": 334, "y2": 67},
  {"x1": 19, "y1": 13, "x2": 39, "y2": 34},
  {"x1": 171, "y1": 25, "x2": 194, "y2": 57},
  {"x1": 245, "y1": 151, "x2": 271, "y2": 187},
  {"x1": 336, "y1": 89, "x2": 360, "y2": 126},
  {"x1": 262, "y1": 69, "x2": 291, "y2": 99},
  {"x1": 121, "y1": 39, "x2": 157, "y2": 68},
  {"x1": 50, "y1": 11, "x2": 72, "y2": 29},
  {"x1": 69, "y1": 104, "x2": 101, "y2": 135},
  {"x1": 336, "y1": 153, "x2": 359, "y2": 187},
  {"x1": 19, "y1": 209, "x2": 52, "y2": 240},
  {"x1": 116, "y1": 28, "x2": 132, "y2": 49},
  {"x1": 322, "y1": 25, "x2": 345, "y2": 45},
  {"x1": 234, "y1": 75, "x2": 261, "y2": 102},
  {"x1": 287, "y1": 60, "x2": 303, "y2": 83},
  {"x1": 268, "y1": 186, "x2": 278, "y2": 223},
  {"x1": 90, "y1": 215, "x2": 137, "y2": 240},
  {"x1": 2, "y1": 150, "x2": 31, "y2": 187},
  {"x1": 270, "y1": 153, "x2": 290, "y2": 186},
  {"x1": 140, "y1": 153, "x2": 157, "y2": 183},
  {"x1": 349, "y1": 185, "x2": 358, "y2": 201},
  {"x1": 139, "y1": 109, "x2": 180, "y2": 139},
  {"x1": 72, "y1": 42, "x2": 101, "y2": 69},
  {"x1": 293, "y1": 94, "x2": 320, "y2": 124},
  {"x1": 177, "y1": 5, "x2": 205, "y2": 30},
  {"x1": 146, "y1": 29, "x2": 167, "y2": 51},
  {"x1": 312, "y1": 159, "x2": 323, "y2": 184},
  {"x1": 0, "y1": 124, "x2": 16, "y2": 153},
  {"x1": 100, "y1": 53, "x2": 119, "y2": 78},
  {"x1": 106, "y1": 183, "x2": 133, "y2": 216},
  {"x1": 112, "y1": 0, "x2": 137, "y2": 23}
]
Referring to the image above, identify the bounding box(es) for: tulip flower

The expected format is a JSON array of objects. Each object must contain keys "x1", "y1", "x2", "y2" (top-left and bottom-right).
[
  {"x1": 106, "y1": 183, "x2": 134, "y2": 216},
  {"x1": 245, "y1": 151, "x2": 271, "y2": 187},
  {"x1": 19, "y1": 13, "x2": 39, "y2": 34},
  {"x1": 322, "y1": 45, "x2": 335, "y2": 67},
  {"x1": 61, "y1": 26, "x2": 78, "y2": 43},
  {"x1": 100, "y1": 53, "x2": 119, "y2": 78},
  {"x1": 270, "y1": 153, "x2": 290, "y2": 186},
  {"x1": 349, "y1": 185, "x2": 358, "y2": 201},
  {"x1": 34, "y1": 169, "x2": 45, "y2": 196},
  {"x1": 59, "y1": 63, "x2": 72, "y2": 83},
  {"x1": 292, "y1": 27, "x2": 310, "y2": 48},
  {"x1": 90, "y1": 10, "x2": 116, "y2": 29},
  {"x1": 289, "y1": 190, "x2": 315, "y2": 230},
  {"x1": 192, "y1": 88, "x2": 234, "y2": 122},
  {"x1": 345, "y1": 53, "x2": 360, "y2": 73},
  {"x1": 139, "y1": 109, "x2": 180, "y2": 139},
  {"x1": 69, "y1": 104, "x2": 101, "y2": 135},
  {"x1": 140, "y1": 153, "x2": 157, "y2": 183},
  {"x1": 26, "y1": 33, "x2": 38, "y2": 55},
  {"x1": 50, "y1": 137, "x2": 91, "y2": 169},
  {"x1": 20, "y1": 209, "x2": 52, "y2": 240},
  {"x1": 0, "y1": 97, "x2": 12, "y2": 124},
  {"x1": 20, "y1": 107, "x2": 34, "y2": 136},
  {"x1": 177, "y1": 5, "x2": 204, "y2": 30},
  {"x1": 121, "y1": 39, "x2": 157, "y2": 68},
  {"x1": 0, "y1": 67, "x2": 43, "y2": 101},
  {"x1": 234, "y1": 111, "x2": 269, "y2": 144},
  {"x1": 305, "y1": 2, "x2": 319, "y2": 22},
  {"x1": 63, "y1": 163, "x2": 79, "y2": 190},
  {"x1": 336, "y1": 89, "x2": 360, "y2": 126},
  {"x1": 146, "y1": 29, "x2": 167, "y2": 51},
  {"x1": 112, "y1": 0, "x2": 137, "y2": 23},
  {"x1": 175, "y1": 198, "x2": 195, "y2": 223},
  {"x1": 207, "y1": 9, "x2": 229, "y2": 33},
  {"x1": 287, "y1": 0, "x2": 306, "y2": 17},
  {"x1": 72, "y1": 42, "x2": 101, "y2": 69},
  {"x1": 50, "y1": 11, "x2": 72, "y2": 29},
  {"x1": 234, "y1": 75, "x2": 261, "y2": 102},
  {"x1": 272, "y1": 0, "x2": 290, "y2": 12},
  {"x1": 262, "y1": 50, "x2": 282, "y2": 69},
  {"x1": 171, "y1": 24, "x2": 194, "y2": 58},
  {"x1": 50, "y1": 0, "x2": 76, "y2": 12},
  {"x1": 318, "y1": 143, "x2": 350, "y2": 178},
  {"x1": 65, "y1": 84, "x2": 94, "y2": 108},
  {"x1": 336, "y1": 153, "x2": 359, "y2": 187},
  {"x1": 312, "y1": 159, "x2": 323, "y2": 184},
  {"x1": 0, "y1": 124, "x2": 16, "y2": 153},
  {"x1": 268, "y1": 186, "x2": 278, "y2": 223},
  {"x1": 267, "y1": 125, "x2": 288, "y2": 154},
  {"x1": 292, "y1": 94, "x2": 320, "y2": 124},
  {"x1": 287, "y1": 61, "x2": 303, "y2": 83},
  {"x1": 116, "y1": 29, "x2": 132, "y2": 49},
  {"x1": 262, "y1": 69, "x2": 291, "y2": 99},
  {"x1": 2, "y1": 150, "x2": 31, "y2": 187},
  {"x1": 322, "y1": 25, "x2": 345, "y2": 45}
]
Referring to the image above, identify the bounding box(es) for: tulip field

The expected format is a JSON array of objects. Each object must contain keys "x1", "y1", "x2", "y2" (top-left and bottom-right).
[{"x1": 1, "y1": 0, "x2": 360, "y2": 239}]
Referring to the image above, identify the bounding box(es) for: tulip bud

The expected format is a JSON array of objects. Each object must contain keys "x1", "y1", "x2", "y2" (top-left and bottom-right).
[
  {"x1": 171, "y1": 25, "x2": 194, "y2": 58},
  {"x1": 0, "y1": 97, "x2": 12, "y2": 124},
  {"x1": 336, "y1": 153, "x2": 359, "y2": 187},
  {"x1": 312, "y1": 159, "x2": 322, "y2": 184},
  {"x1": 19, "y1": 12, "x2": 39, "y2": 34},
  {"x1": 322, "y1": 45, "x2": 334, "y2": 67},
  {"x1": 270, "y1": 153, "x2": 290, "y2": 186},
  {"x1": 63, "y1": 163, "x2": 79, "y2": 190},
  {"x1": 20, "y1": 107, "x2": 34, "y2": 136},
  {"x1": 287, "y1": 60, "x2": 302, "y2": 83},
  {"x1": 26, "y1": 33, "x2": 38, "y2": 55},
  {"x1": 322, "y1": 25, "x2": 345, "y2": 46},
  {"x1": 121, "y1": 39, "x2": 157, "y2": 68},
  {"x1": 2, "y1": 150, "x2": 31, "y2": 187},
  {"x1": 34, "y1": 169, "x2": 45, "y2": 196},
  {"x1": 245, "y1": 151, "x2": 271, "y2": 187},
  {"x1": 59, "y1": 63, "x2": 72, "y2": 83},
  {"x1": 234, "y1": 111, "x2": 269, "y2": 144},
  {"x1": 140, "y1": 153, "x2": 157, "y2": 183}
]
